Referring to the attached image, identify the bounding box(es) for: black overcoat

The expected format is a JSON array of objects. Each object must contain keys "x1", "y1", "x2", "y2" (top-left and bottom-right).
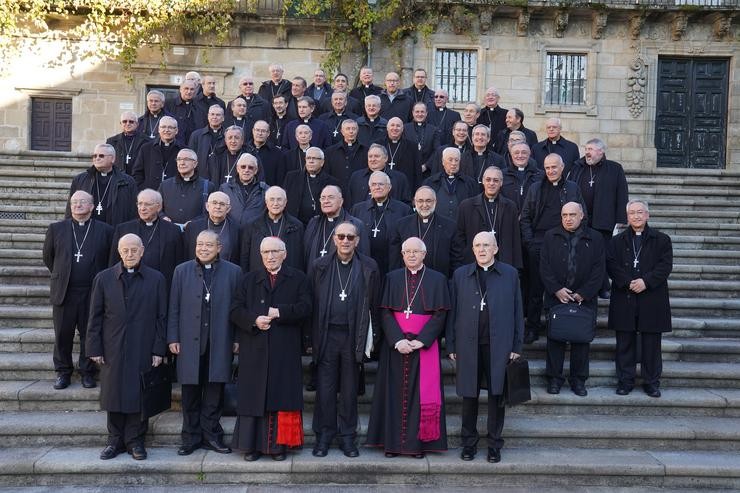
[
  {"x1": 167, "y1": 259, "x2": 241, "y2": 384},
  {"x1": 347, "y1": 167, "x2": 411, "y2": 208},
  {"x1": 86, "y1": 263, "x2": 167, "y2": 413},
  {"x1": 446, "y1": 261, "x2": 524, "y2": 396},
  {"x1": 131, "y1": 139, "x2": 184, "y2": 191},
  {"x1": 230, "y1": 266, "x2": 312, "y2": 416},
  {"x1": 67, "y1": 167, "x2": 138, "y2": 227},
  {"x1": 607, "y1": 225, "x2": 673, "y2": 333},
  {"x1": 240, "y1": 212, "x2": 305, "y2": 273},
  {"x1": 106, "y1": 132, "x2": 148, "y2": 175},
  {"x1": 532, "y1": 136, "x2": 580, "y2": 170},
  {"x1": 566, "y1": 157, "x2": 629, "y2": 231},
  {"x1": 183, "y1": 215, "x2": 241, "y2": 264},
  {"x1": 324, "y1": 141, "x2": 368, "y2": 190},
  {"x1": 388, "y1": 212, "x2": 463, "y2": 277},
  {"x1": 220, "y1": 180, "x2": 269, "y2": 227}
]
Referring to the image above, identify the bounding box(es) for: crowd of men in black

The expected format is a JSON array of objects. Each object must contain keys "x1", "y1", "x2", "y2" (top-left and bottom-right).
[{"x1": 43, "y1": 65, "x2": 674, "y2": 465}]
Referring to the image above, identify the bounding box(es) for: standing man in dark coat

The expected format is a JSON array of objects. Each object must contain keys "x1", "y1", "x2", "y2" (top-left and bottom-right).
[
  {"x1": 456, "y1": 166, "x2": 523, "y2": 269},
  {"x1": 501, "y1": 142, "x2": 542, "y2": 211},
  {"x1": 540, "y1": 202, "x2": 605, "y2": 397},
  {"x1": 349, "y1": 66, "x2": 382, "y2": 103},
  {"x1": 306, "y1": 68, "x2": 333, "y2": 117},
  {"x1": 233, "y1": 75, "x2": 271, "y2": 123},
  {"x1": 282, "y1": 96, "x2": 332, "y2": 150},
  {"x1": 319, "y1": 91, "x2": 359, "y2": 146},
  {"x1": 230, "y1": 237, "x2": 312, "y2": 461},
  {"x1": 310, "y1": 221, "x2": 380, "y2": 458},
  {"x1": 428, "y1": 89, "x2": 461, "y2": 147},
  {"x1": 406, "y1": 68, "x2": 435, "y2": 106},
  {"x1": 520, "y1": 153, "x2": 584, "y2": 344},
  {"x1": 138, "y1": 90, "x2": 174, "y2": 141},
  {"x1": 532, "y1": 118, "x2": 580, "y2": 170},
  {"x1": 246, "y1": 120, "x2": 287, "y2": 187},
  {"x1": 258, "y1": 64, "x2": 292, "y2": 103},
  {"x1": 355, "y1": 95, "x2": 388, "y2": 147},
  {"x1": 131, "y1": 116, "x2": 183, "y2": 192},
  {"x1": 380, "y1": 117, "x2": 422, "y2": 191},
  {"x1": 44, "y1": 191, "x2": 113, "y2": 390},
  {"x1": 188, "y1": 105, "x2": 225, "y2": 171},
  {"x1": 240, "y1": 186, "x2": 305, "y2": 273},
  {"x1": 463, "y1": 125, "x2": 506, "y2": 184},
  {"x1": 204, "y1": 126, "x2": 246, "y2": 187},
  {"x1": 166, "y1": 80, "x2": 205, "y2": 145},
  {"x1": 109, "y1": 189, "x2": 184, "y2": 291},
  {"x1": 607, "y1": 200, "x2": 673, "y2": 398},
  {"x1": 107, "y1": 111, "x2": 148, "y2": 174},
  {"x1": 168, "y1": 230, "x2": 241, "y2": 456},
  {"x1": 366, "y1": 237, "x2": 450, "y2": 458},
  {"x1": 404, "y1": 103, "x2": 440, "y2": 179},
  {"x1": 346, "y1": 143, "x2": 412, "y2": 208},
  {"x1": 389, "y1": 186, "x2": 463, "y2": 277},
  {"x1": 350, "y1": 171, "x2": 412, "y2": 276},
  {"x1": 447, "y1": 231, "x2": 523, "y2": 463},
  {"x1": 183, "y1": 191, "x2": 240, "y2": 264},
  {"x1": 494, "y1": 108, "x2": 537, "y2": 155},
  {"x1": 324, "y1": 119, "x2": 368, "y2": 191},
  {"x1": 219, "y1": 153, "x2": 269, "y2": 227},
  {"x1": 159, "y1": 148, "x2": 216, "y2": 228},
  {"x1": 68, "y1": 144, "x2": 137, "y2": 228},
  {"x1": 426, "y1": 121, "x2": 472, "y2": 176},
  {"x1": 282, "y1": 147, "x2": 339, "y2": 225},
  {"x1": 422, "y1": 147, "x2": 479, "y2": 223},
  {"x1": 477, "y1": 87, "x2": 507, "y2": 138},
  {"x1": 86, "y1": 233, "x2": 167, "y2": 461}
]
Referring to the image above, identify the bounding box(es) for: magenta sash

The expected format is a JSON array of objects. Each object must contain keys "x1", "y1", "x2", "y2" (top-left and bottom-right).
[{"x1": 393, "y1": 312, "x2": 441, "y2": 442}]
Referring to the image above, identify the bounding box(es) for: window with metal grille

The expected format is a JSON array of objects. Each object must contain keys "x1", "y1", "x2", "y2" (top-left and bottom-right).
[
  {"x1": 544, "y1": 53, "x2": 587, "y2": 106},
  {"x1": 434, "y1": 49, "x2": 477, "y2": 103}
]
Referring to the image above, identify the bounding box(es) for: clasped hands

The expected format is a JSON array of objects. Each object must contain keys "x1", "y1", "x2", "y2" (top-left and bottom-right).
[
  {"x1": 555, "y1": 287, "x2": 584, "y2": 304},
  {"x1": 396, "y1": 339, "x2": 424, "y2": 354},
  {"x1": 256, "y1": 307, "x2": 280, "y2": 331}
]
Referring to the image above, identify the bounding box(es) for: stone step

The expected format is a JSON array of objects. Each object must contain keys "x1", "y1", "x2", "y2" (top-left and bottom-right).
[
  {"x1": 628, "y1": 186, "x2": 740, "y2": 200},
  {"x1": 0, "y1": 219, "x2": 52, "y2": 235},
  {"x1": 0, "y1": 204, "x2": 65, "y2": 221},
  {"x1": 672, "y1": 264, "x2": 740, "y2": 281},
  {"x1": 0, "y1": 249, "x2": 45, "y2": 267},
  {"x1": 2, "y1": 410, "x2": 740, "y2": 452},
  {"x1": 0, "y1": 285, "x2": 50, "y2": 305},
  {"x1": 648, "y1": 210, "x2": 740, "y2": 224},
  {"x1": 673, "y1": 249, "x2": 740, "y2": 266},
  {"x1": 670, "y1": 235, "x2": 740, "y2": 251},
  {"x1": 650, "y1": 222, "x2": 740, "y2": 238},
  {"x1": 667, "y1": 280, "x2": 740, "y2": 299},
  {"x1": 597, "y1": 297, "x2": 740, "y2": 319},
  {"x1": 0, "y1": 154, "x2": 90, "y2": 170},
  {"x1": 0, "y1": 232, "x2": 47, "y2": 250},
  {"x1": 0, "y1": 177, "x2": 72, "y2": 190},
  {"x1": 2, "y1": 445, "x2": 739, "y2": 489},
  {"x1": 0, "y1": 266, "x2": 50, "y2": 285}
]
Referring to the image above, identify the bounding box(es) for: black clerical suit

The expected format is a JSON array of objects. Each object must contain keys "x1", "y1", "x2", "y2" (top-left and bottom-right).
[
  {"x1": 378, "y1": 137, "x2": 422, "y2": 191},
  {"x1": 319, "y1": 111, "x2": 360, "y2": 146},
  {"x1": 346, "y1": 167, "x2": 412, "y2": 208},
  {"x1": 428, "y1": 107, "x2": 462, "y2": 147},
  {"x1": 204, "y1": 148, "x2": 245, "y2": 187},
  {"x1": 258, "y1": 79, "x2": 292, "y2": 103},
  {"x1": 540, "y1": 225, "x2": 605, "y2": 388},
  {"x1": 349, "y1": 83, "x2": 382, "y2": 103},
  {"x1": 349, "y1": 198, "x2": 413, "y2": 276},
  {"x1": 388, "y1": 212, "x2": 463, "y2": 277},
  {"x1": 107, "y1": 132, "x2": 148, "y2": 175},
  {"x1": 166, "y1": 96, "x2": 205, "y2": 145},
  {"x1": 159, "y1": 175, "x2": 216, "y2": 227},
  {"x1": 183, "y1": 215, "x2": 241, "y2": 264},
  {"x1": 567, "y1": 157, "x2": 629, "y2": 235},
  {"x1": 320, "y1": 96, "x2": 363, "y2": 118},
  {"x1": 532, "y1": 136, "x2": 580, "y2": 170},
  {"x1": 421, "y1": 172, "x2": 479, "y2": 223},
  {"x1": 137, "y1": 110, "x2": 175, "y2": 142},
  {"x1": 447, "y1": 260, "x2": 523, "y2": 451},
  {"x1": 240, "y1": 212, "x2": 305, "y2": 273},
  {"x1": 324, "y1": 141, "x2": 368, "y2": 191},
  {"x1": 195, "y1": 93, "x2": 226, "y2": 117},
  {"x1": 494, "y1": 126, "x2": 538, "y2": 155},
  {"x1": 282, "y1": 168, "x2": 340, "y2": 226},
  {"x1": 245, "y1": 141, "x2": 287, "y2": 187},
  {"x1": 379, "y1": 91, "x2": 413, "y2": 122},
  {"x1": 356, "y1": 116, "x2": 388, "y2": 147},
  {"x1": 43, "y1": 218, "x2": 113, "y2": 379},
  {"x1": 188, "y1": 126, "x2": 225, "y2": 173},
  {"x1": 407, "y1": 85, "x2": 435, "y2": 106},
  {"x1": 68, "y1": 167, "x2": 138, "y2": 227},
  {"x1": 282, "y1": 146, "x2": 309, "y2": 177},
  {"x1": 224, "y1": 115, "x2": 256, "y2": 141},
  {"x1": 427, "y1": 143, "x2": 471, "y2": 177},
  {"x1": 311, "y1": 252, "x2": 380, "y2": 448},
  {"x1": 232, "y1": 94, "x2": 271, "y2": 123},
  {"x1": 607, "y1": 225, "x2": 673, "y2": 391},
  {"x1": 131, "y1": 139, "x2": 184, "y2": 191},
  {"x1": 219, "y1": 179, "x2": 269, "y2": 227},
  {"x1": 86, "y1": 263, "x2": 167, "y2": 450},
  {"x1": 304, "y1": 211, "x2": 369, "y2": 271},
  {"x1": 403, "y1": 121, "x2": 440, "y2": 181},
  {"x1": 501, "y1": 160, "x2": 543, "y2": 211},
  {"x1": 168, "y1": 259, "x2": 241, "y2": 448},
  {"x1": 282, "y1": 116, "x2": 332, "y2": 150},
  {"x1": 109, "y1": 217, "x2": 184, "y2": 291},
  {"x1": 455, "y1": 193, "x2": 523, "y2": 269},
  {"x1": 307, "y1": 83, "x2": 333, "y2": 117},
  {"x1": 477, "y1": 106, "x2": 508, "y2": 139}
]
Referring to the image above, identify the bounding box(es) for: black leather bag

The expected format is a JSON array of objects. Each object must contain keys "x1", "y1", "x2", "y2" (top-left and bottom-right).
[
  {"x1": 140, "y1": 364, "x2": 172, "y2": 420},
  {"x1": 222, "y1": 365, "x2": 238, "y2": 417},
  {"x1": 547, "y1": 302, "x2": 596, "y2": 343},
  {"x1": 503, "y1": 358, "x2": 531, "y2": 407}
]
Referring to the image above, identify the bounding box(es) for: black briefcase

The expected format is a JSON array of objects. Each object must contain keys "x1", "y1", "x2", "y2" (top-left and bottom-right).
[
  {"x1": 503, "y1": 358, "x2": 531, "y2": 407},
  {"x1": 222, "y1": 365, "x2": 238, "y2": 417},
  {"x1": 140, "y1": 364, "x2": 172, "y2": 420},
  {"x1": 547, "y1": 303, "x2": 596, "y2": 343}
]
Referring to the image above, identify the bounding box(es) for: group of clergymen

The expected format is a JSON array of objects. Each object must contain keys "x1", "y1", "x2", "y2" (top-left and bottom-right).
[{"x1": 43, "y1": 65, "x2": 674, "y2": 464}]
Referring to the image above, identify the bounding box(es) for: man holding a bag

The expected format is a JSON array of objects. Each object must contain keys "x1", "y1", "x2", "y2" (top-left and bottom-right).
[{"x1": 540, "y1": 202, "x2": 605, "y2": 397}]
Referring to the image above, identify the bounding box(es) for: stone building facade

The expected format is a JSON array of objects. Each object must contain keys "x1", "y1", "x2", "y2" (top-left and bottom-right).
[{"x1": 0, "y1": 0, "x2": 737, "y2": 171}]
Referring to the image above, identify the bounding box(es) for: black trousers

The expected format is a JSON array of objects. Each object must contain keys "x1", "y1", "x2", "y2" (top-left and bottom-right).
[
  {"x1": 107, "y1": 412, "x2": 148, "y2": 449},
  {"x1": 525, "y1": 245, "x2": 544, "y2": 333},
  {"x1": 180, "y1": 350, "x2": 225, "y2": 446},
  {"x1": 314, "y1": 326, "x2": 358, "y2": 443},
  {"x1": 52, "y1": 287, "x2": 95, "y2": 376},
  {"x1": 595, "y1": 228, "x2": 613, "y2": 293},
  {"x1": 546, "y1": 339, "x2": 590, "y2": 387},
  {"x1": 615, "y1": 331, "x2": 662, "y2": 388},
  {"x1": 461, "y1": 344, "x2": 506, "y2": 450}
]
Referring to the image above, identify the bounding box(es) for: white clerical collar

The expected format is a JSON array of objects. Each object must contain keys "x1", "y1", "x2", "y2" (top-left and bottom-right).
[
  {"x1": 182, "y1": 176, "x2": 192, "y2": 182},
  {"x1": 163, "y1": 142, "x2": 171, "y2": 147},
  {"x1": 478, "y1": 261, "x2": 494, "y2": 271},
  {"x1": 376, "y1": 201, "x2": 385, "y2": 207},
  {"x1": 421, "y1": 217, "x2": 429, "y2": 223},
  {"x1": 77, "y1": 220, "x2": 87, "y2": 226},
  {"x1": 127, "y1": 268, "x2": 135, "y2": 273},
  {"x1": 327, "y1": 217, "x2": 335, "y2": 222},
  {"x1": 309, "y1": 173, "x2": 317, "y2": 178},
  {"x1": 346, "y1": 142, "x2": 353, "y2": 147},
  {"x1": 438, "y1": 107, "x2": 445, "y2": 112},
  {"x1": 552, "y1": 180, "x2": 560, "y2": 186},
  {"x1": 518, "y1": 166, "x2": 525, "y2": 171},
  {"x1": 636, "y1": 231, "x2": 642, "y2": 235},
  {"x1": 550, "y1": 139, "x2": 559, "y2": 144},
  {"x1": 408, "y1": 267, "x2": 423, "y2": 275},
  {"x1": 416, "y1": 122, "x2": 423, "y2": 127},
  {"x1": 145, "y1": 221, "x2": 154, "y2": 227},
  {"x1": 476, "y1": 150, "x2": 485, "y2": 155},
  {"x1": 369, "y1": 117, "x2": 376, "y2": 122},
  {"x1": 303, "y1": 118, "x2": 310, "y2": 123},
  {"x1": 267, "y1": 267, "x2": 281, "y2": 275},
  {"x1": 448, "y1": 175, "x2": 455, "y2": 179},
  {"x1": 100, "y1": 171, "x2": 108, "y2": 177},
  {"x1": 204, "y1": 263, "x2": 213, "y2": 269},
  {"x1": 487, "y1": 196, "x2": 496, "y2": 202},
  {"x1": 391, "y1": 139, "x2": 398, "y2": 144}
]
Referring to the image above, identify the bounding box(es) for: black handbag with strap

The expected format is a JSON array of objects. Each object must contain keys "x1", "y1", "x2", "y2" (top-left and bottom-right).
[
  {"x1": 503, "y1": 358, "x2": 531, "y2": 407},
  {"x1": 547, "y1": 302, "x2": 596, "y2": 343},
  {"x1": 222, "y1": 365, "x2": 239, "y2": 417},
  {"x1": 140, "y1": 363, "x2": 173, "y2": 420}
]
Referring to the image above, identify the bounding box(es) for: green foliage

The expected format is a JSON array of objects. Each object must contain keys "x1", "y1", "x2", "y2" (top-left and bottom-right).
[{"x1": 0, "y1": 0, "x2": 233, "y2": 77}]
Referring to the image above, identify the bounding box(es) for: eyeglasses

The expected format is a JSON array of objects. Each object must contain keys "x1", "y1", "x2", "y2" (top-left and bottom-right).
[
  {"x1": 253, "y1": 128, "x2": 269, "y2": 133},
  {"x1": 434, "y1": 95, "x2": 446, "y2": 99},
  {"x1": 137, "y1": 201, "x2": 159, "y2": 207},
  {"x1": 238, "y1": 165, "x2": 258, "y2": 170},
  {"x1": 70, "y1": 200, "x2": 92, "y2": 206},
  {"x1": 241, "y1": 81, "x2": 254, "y2": 85},
  {"x1": 92, "y1": 154, "x2": 111, "y2": 159},
  {"x1": 121, "y1": 119, "x2": 136, "y2": 124},
  {"x1": 208, "y1": 201, "x2": 229, "y2": 207},
  {"x1": 335, "y1": 234, "x2": 357, "y2": 241},
  {"x1": 260, "y1": 249, "x2": 285, "y2": 256},
  {"x1": 402, "y1": 250, "x2": 424, "y2": 255},
  {"x1": 176, "y1": 157, "x2": 196, "y2": 163},
  {"x1": 159, "y1": 125, "x2": 177, "y2": 130},
  {"x1": 306, "y1": 156, "x2": 323, "y2": 161}
]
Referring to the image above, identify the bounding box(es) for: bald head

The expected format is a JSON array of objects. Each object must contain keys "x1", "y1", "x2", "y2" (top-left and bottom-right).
[
  {"x1": 118, "y1": 234, "x2": 144, "y2": 269},
  {"x1": 561, "y1": 201, "x2": 585, "y2": 232},
  {"x1": 69, "y1": 191, "x2": 94, "y2": 222}
]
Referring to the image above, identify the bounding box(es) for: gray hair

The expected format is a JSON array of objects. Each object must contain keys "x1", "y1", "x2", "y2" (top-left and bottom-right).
[
  {"x1": 586, "y1": 138, "x2": 607, "y2": 151},
  {"x1": 626, "y1": 199, "x2": 649, "y2": 213}
]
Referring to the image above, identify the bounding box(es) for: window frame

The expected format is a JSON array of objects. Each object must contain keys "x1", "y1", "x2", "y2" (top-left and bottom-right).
[
  {"x1": 535, "y1": 42, "x2": 599, "y2": 116},
  {"x1": 432, "y1": 46, "x2": 483, "y2": 106}
]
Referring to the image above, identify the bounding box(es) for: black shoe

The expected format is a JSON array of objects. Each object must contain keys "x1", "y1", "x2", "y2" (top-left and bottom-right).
[
  {"x1": 643, "y1": 385, "x2": 661, "y2": 398},
  {"x1": 203, "y1": 439, "x2": 231, "y2": 454},
  {"x1": 272, "y1": 453, "x2": 287, "y2": 461},
  {"x1": 571, "y1": 383, "x2": 588, "y2": 397},
  {"x1": 384, "y1": 452, "x2": 398, "y2": 458},
  {"x1": 340, "y1": 443, "x2": 359, "y2": 458},
  {"x1": 129, "y1": 445, "x2": 147, "y2": 460},
  {"x1": 243, "y1": 451, "x2": 261, "y2": 462},
  {"x1": 487, "y1": 448, "x2": 501, "y2": 463},
  {"x1": 312, "y1": 444, "x2": 329, "y2": 457},
  {"x1": 53, "y1": 375, "x2": 70, "y2": 390},
  {"x1": 81, "y1": 374, "x2": 96, "y2": 389},
  {"x1": 616, "y1": 385, "x2": 632, "y2": 396},
  {"x1": 460, "y1": 447, "x2": 476, "y2": 461},
  {"x1": 177, "y1": 443, "x2": 201, "y2": 456},
  {"x1": 523, "y1": 331, "x2": 539, "y2": 344},
  {"x1": 100, "y1": 445, "x2": 124, "y2": 460},
  {"x1": 546, "y1": 382, "x2": 561, "y2": 395}
]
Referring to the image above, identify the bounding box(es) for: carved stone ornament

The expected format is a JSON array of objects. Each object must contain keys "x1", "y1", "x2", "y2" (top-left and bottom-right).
[
  {"x1": 480, "y1": 9, "x2": 493, "y2": 34},
  {"x1": 451, "y1": 6, "x2": 469, "y2": 35},
  {"x1": 592, "y1": 11, "x2": 608, "y2": 40},
  {"x1": 712, "y1": 14, "x2": 733, "y2": 40},
  {"x1": 554, "y1": 10, "x2": 569, "y2": 38},
  {"x1": 517, "y1": 9, "x2": 530, "y2": 37},
  {"x1": 629, "y1": 14, "x2": 645, "y2": 40},
  {"x1": 626, "y1": 56, "x2": 646, "y2": 118},
  {"x1": 671, "y1": 12, "x2": 688, "y2": 42}
]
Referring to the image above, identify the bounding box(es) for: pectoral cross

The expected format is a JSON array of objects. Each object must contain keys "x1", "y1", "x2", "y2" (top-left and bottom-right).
[
  {"x1": 333, "y1": 129, "x2": 339, "y2": 137},
  {"x1": 126, "y1": 154, "x2": 131, "y2": 166},
  {"x1": 339, "y1": 290, "x2": 347, "y2": 301},
  {"x1": 276, "y1": 129, "x2": 281, "y2": 140},
  {"x1": 95, "y1": 202, "x2": 103, "y2": 215},
  {"x1": 589, "y1": 177, "x2": 595, "y2": 187},
  {"x1": 633, "y1": 258, "x2": 639, "y2": 268},
  {"x1": 205, "y1": 293, "x2": 211, "y2": 302},
  {"x1": 224, "y1": 173, "x2": 232, "y2": 183},
  {"x1": 418, "y1": 142, "x2": 422, "y2": 151},
  {"x1": 520, "y1": 185, "x2": 524, "y2": 196},
  {"x1": 388, "y1": 161, "x2": 395, "y2": 169},
  {"x1": 403, "y1": 306, "x2": 412, "y2": 319},
  {"x1": 480, "y1": 298, "x2": 486, "y2": 311},
  {"x1": 319, "y1": 248, "x2": 327, "y2": 257},
  {"x1": 74, "y1": 251, "x2": 83, "y2": 263},
  {"x1": 162, "y1": 171, "x2": 167, "y2": 182},
  {"x1": 372, "y1": 226, "x2": 380, "y2": 238}
]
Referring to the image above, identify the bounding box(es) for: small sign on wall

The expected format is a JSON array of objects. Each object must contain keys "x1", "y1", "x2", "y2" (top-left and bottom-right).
[{"x1": 119, "y1": 102, "x2": 134, "y2": 110}]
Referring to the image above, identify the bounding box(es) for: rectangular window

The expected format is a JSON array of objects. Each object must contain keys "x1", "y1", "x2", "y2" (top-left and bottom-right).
[
  {"x1": 544, "y1": 53, "x2": 587, "y2": 106},
  {"x1": 434, "y1": 49, "x2": 477, "y2": 104}
]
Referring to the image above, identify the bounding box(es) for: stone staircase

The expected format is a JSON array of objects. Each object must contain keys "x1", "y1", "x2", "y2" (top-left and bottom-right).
[{"x1": 0, "y1": 153, "x2": 739, "y2": 488}]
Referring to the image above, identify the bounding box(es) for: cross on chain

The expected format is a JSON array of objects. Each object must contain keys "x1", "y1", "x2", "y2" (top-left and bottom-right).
[
  {"x1": 372, "y1": 226, "x2": 380, "y2": 238},
  {"x1": 480, "y1": 298, "x2": 486, "y2": 312},
  {"x1": 224, "y1": 173, "x2": 232, "y2": 183},
  {"x1": 95, "y1": 202, "x2": 103, "y2": 215},
  {"x1": 339, "y1": 290, "x2": 347, "y2": 301},
  {"x1": 319, "y1": 248, "x2": 327, "y2": 257},
  {"x1": 74, "y1": 251, "x2": 83, "y2": 263},
  {"x1": 403, "y1": 306, "x2": 412, "y2": 319},
  {"x1": 633, "y1": 258, "x2": 639, "y2": 269}
]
